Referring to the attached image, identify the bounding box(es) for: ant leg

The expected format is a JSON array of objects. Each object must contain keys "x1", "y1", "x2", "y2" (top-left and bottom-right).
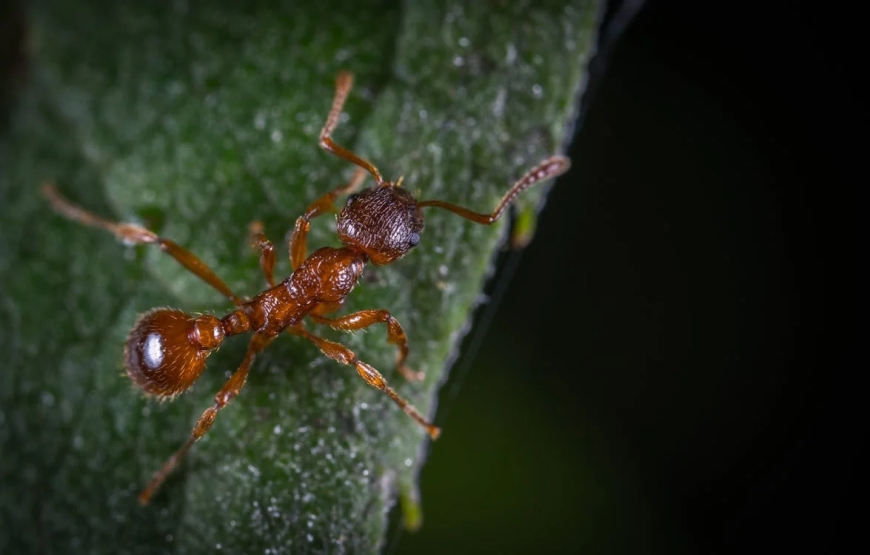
[
  {"x1": 310, "y1": 310, "x2": 424, "y2": 382},
  {"x1": 138, "y1": 333, "x2": 273, "y2": 505},
  {"x1": 417, "y1": 155, "x2": 571, "y2": 225},
  {"x1": 42, "y1": 184, "x2": 244, "y2": 306},
  {"x1": 288, "y1": 325, "x2": 440, "y2": 439},
  {"x1": 289, "y1": 167, "x2": 366, "y2": 269},
  {"x1": 319, "y1": 71, "x2": 385, "y2": 186},
  {"x1": 248, "y1": 221, "x2": 276, "y2": 287}
]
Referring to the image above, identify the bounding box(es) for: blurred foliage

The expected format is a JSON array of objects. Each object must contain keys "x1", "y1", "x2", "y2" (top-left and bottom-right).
[{"x1": 0, "y1": 0, "x2": 600, "y2": 552}]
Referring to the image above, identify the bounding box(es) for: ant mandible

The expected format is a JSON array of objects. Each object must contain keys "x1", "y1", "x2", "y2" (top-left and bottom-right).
[{"x1": 41, "y1": 71, "x2": 570, "y2": 505}]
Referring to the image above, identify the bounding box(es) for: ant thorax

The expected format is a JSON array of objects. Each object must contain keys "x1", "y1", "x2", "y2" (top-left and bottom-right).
[{"x1": 336, "y1": 185, "x2": 424, "y2": 265}]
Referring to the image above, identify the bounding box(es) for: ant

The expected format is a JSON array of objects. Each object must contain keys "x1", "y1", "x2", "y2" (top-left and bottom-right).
[{"x1": 41, "y1": 71, "x2": 570, "y2": 505}]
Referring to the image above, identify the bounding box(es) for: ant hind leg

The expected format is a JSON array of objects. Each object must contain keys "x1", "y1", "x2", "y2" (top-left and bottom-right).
[
  {"x1": 137, "y1": 333, "x2": 273, "y2": 504},
  {"x1": 288, "y1": 325, "x2": 439, "y2": 439}
]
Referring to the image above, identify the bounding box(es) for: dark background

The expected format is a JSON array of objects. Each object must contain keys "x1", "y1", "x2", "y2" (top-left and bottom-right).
[
  {"x1": 394, "y1": 1, "x2": 861, "y2": 553},
  {"x1": 2, "y1": 0, "x2": 861, "y2": 553}
]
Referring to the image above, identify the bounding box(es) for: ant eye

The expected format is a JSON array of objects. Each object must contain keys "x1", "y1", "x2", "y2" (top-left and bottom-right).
[
  {"x1": 346, "y1": 193, "x2": 359, "y2": 206},
  {"x1": 408, "y1": 231, "x2": 421, "y2": 247}
]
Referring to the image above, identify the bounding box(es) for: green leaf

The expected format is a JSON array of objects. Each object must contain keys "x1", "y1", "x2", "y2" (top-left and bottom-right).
[{"x1": 0, "y1": 0, "x2": 601, "y2": 552}]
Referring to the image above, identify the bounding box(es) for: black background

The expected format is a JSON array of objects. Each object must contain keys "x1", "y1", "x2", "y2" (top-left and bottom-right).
[{"x1": 395, "y1": 0, "x2": 862, "y2": 553}]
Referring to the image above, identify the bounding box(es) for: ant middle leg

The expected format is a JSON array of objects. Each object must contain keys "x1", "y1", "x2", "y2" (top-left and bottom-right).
[
  {"x1": 248, "y1": 221, "x2": 276, "y2": 287},
  {"x1": 41, "y1": 183, "x2": 244, "y2": 306},
  {"x1": 288, "y1": 167, "x2": 366, "y2": 269},
  {"x1": 318, "y1": 71, "x2": 385, "y2": 186},
  {"x1": 309, "y1": 309, "x2": 424, "y2": 382},
  {"x1": 288, "y1": 325, "x2": 440, "y2": 439},
  {"x1": 138, "y1": 333, "x2": 274, "y2": 505}
]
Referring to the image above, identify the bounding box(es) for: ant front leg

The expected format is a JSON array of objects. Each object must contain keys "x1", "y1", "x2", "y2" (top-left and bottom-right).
[
  {"x1": 310, "y1": 309, "x2": 424, "y2": 382},
  {"x1": 288, "y1": 326, "x2": 440, "y2": 439},
  {"x1": 318, "y1": 72, "x2": 385, "y2": 186},
  {"x1": 42, "y1": 184, "x2": 244, "y2": 306},
  {"x1": 138, "y1": 333, "x2": 273, "y2": 505},
  {"x1": 288, "y1": 167, "x2": 365, "y2": 269}
]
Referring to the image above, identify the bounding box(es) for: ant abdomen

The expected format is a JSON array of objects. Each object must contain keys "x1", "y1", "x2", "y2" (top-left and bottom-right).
[{"x1": 124, "y1": 309, "x2": 225, "y2": 398}]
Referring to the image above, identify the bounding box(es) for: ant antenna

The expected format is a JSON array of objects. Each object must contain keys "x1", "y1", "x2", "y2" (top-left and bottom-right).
[{"x1": 417, "y1": 155, "x2": 570, "y2": 223}]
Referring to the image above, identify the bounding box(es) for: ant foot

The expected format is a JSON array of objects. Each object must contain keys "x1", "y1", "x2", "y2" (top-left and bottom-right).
[{"x1": 398, "y1": 365, "x2": 425, "y2": 382}]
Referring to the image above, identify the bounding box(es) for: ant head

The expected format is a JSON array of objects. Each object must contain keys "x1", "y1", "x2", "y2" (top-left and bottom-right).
[{"x1": 337, "y1": 184, "x2": 424, "y2": 265}]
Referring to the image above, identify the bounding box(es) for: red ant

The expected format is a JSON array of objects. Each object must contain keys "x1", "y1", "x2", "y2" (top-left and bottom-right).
[{"x1": 41, "y1": 71, "x2": 570, "y2": 505}]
